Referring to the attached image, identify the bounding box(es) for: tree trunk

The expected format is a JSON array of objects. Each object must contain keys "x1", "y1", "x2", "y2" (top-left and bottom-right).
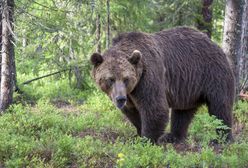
[
  {"x1": 22, "y1": 35, "x2": 27, "y2": 48},
  {"x1": 222, "y1": 0, "x2": 243, "y2": 99},
  {"x1": 69, "y1": 39, "x2": 83, "y2": 89},
  {"x1": 177, "y1": 10, "x2": 183, "y2": 26},
  {"x1": 7, "y1": 0, "x2": 17, "y2": 92},
  {"x1": 0, "y1": 0, "x2": 14, "y2": 112},
  {"x1": 106, "y1": 0, "x2": 110, "y2": 49},
  {"x1": 73, "y1": 66, "x2": 83, "y2": 89},
  {"x1": 0, "y1": 1, "x2": 2, "y2": 82},
  {"x1": 96, "y1": 14, "x2": 101, "y2": 53},
  {"x1": 196, "y1": 0, "x2": 213, "y2": 38},
  {"x1": 240, "y1": 0, "x2": 248, "y2": 92}
]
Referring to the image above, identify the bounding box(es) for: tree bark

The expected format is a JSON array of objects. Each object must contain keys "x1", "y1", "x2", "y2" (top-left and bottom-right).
[
  {"x1": 177, "y1": 10, "x2": 183, "y2": 26},
  {"x1": 196, "y1": 0, "x2": 213, "y2": 38},
  {"x1": 239, "y1": 0, "x2": 248, "y2": 92},
  {"x1": 96, "y1": 14, "x2": 101, "y2": 53},
  {"x1": 69, "y1": 39, "x2": 83, "y2": 89},
  {"x1": 0, "y1": 1, "x2": 2, "y2": 82},
  {"x1": 7, "y1": 0, "x2": 17, "y2": 92},
  {"x1": 0, "y1": 0, "x2": 14, "y2": 112},
  {"x1": 222, "y1": 0, "x2": 243, "y2": 99},
  {"x1": 106, "y1": 0, "x2": 110, "y2": 49}
]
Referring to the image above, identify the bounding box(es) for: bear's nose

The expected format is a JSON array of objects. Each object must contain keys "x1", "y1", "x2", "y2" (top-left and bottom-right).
[{"x1": 116, "y1": 96, "x2": 127, "y2": 109}]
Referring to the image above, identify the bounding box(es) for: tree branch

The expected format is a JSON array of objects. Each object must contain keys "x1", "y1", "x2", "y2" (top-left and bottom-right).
[{"x1": 21, "y1": 68, "x2": 69, "y2": 85}]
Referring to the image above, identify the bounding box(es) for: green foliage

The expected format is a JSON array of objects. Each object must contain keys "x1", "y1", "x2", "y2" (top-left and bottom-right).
[
  {"x1": 1, "y1": 89, "x2": 248, "y2": 167},
  {"x1": 3, "y1": 0, "x2": 248, "y2": 167},
  {"x1": 234, "y1": 101, "x2": 248, "y2": 124},
  {"x1": 15, "y1": 0, "x2": 225, "y2": 93},
  {"x1": 189, "y1": 109, "x2": 229, "y2": 144},
  {"x1": 114, "y1": 139, "x2": 166, "y2": 167}
]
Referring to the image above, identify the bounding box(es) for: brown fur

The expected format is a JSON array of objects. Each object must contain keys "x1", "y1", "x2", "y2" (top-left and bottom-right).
[{"x1": 91, "y1": 27, "x2": 235, "y2": 144}]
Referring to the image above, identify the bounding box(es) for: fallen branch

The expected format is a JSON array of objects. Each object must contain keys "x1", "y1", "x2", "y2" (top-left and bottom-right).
[
  {"x1": 22, "y1": 68, "x2": 69, "y2": 85},
  {"x1": 20, "y1": 62, "x2": 89, "y2": 85}
]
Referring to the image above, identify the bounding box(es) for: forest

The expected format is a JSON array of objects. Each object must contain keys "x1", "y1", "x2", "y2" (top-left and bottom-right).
[{"x1": 0, "y1": 0, "x2": 248, "y2": 167}]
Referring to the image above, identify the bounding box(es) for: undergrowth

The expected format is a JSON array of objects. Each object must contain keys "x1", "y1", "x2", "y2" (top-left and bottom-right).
[{"x1": 1, "y1": 81, "x2": 248, "y2": 167}]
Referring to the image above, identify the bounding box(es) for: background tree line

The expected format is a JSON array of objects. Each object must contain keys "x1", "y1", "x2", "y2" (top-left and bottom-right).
[{"x1": 0, "y1": 0, "x2": 247, "y2": 112}]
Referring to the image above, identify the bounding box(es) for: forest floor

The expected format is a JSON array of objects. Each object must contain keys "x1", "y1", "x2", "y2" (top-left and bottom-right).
[{"x1": 0, "y1": 87, "x2": 248, "y2": 167}]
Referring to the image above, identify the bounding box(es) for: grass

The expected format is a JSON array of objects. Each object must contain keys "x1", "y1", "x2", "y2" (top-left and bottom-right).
[{"x1": 1, "y1": 80, "x2": 248, "y2": 167}]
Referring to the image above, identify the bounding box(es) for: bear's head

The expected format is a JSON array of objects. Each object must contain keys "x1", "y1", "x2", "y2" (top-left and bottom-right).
[{"x1": 90, "y1": 50, "x2": 143, "y2": 109}]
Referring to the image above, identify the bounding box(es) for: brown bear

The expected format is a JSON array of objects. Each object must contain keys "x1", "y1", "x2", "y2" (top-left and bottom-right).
[{"x1": 90, "y1": 27, "x2": 235, "y2": 144}]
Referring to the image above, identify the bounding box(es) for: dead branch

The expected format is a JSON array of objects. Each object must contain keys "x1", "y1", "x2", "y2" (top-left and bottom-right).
[{"x1": 21, "y1": 68, "x2": 69, "y2": 85}]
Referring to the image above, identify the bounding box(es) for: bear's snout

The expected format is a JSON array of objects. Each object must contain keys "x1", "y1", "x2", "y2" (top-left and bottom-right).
[
  {"x1": 111, "y1": 81, "x2": 127, "y2": 109},
  {"x1": 116, "y1": 96, "x2": 127, "y2": 109}
]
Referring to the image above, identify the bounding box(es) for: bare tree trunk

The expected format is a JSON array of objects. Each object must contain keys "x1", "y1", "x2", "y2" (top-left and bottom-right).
[
  {"x1": 106, "y1": 0, "x2": 110, "y2": 49},
  {"x1": 240, "y1": 0, "x2": 248, "y2": 93},
  {"x1": 7, "y1": 0, "x2": 17, "y2": 92},
  {"x1": 196, "y1": 0, "x2": 213, "y2": 38},
  {"x1": 22, "y1": 29, "x2": 27, "y2": 53},
  {"x1": 0, "y1": 1, "x2": 2, "y2": 82},
  {"x1": 177, "y1": 10, "x2": 183, "y2": 26},
  {"x1": 73, "y1": 65, "x2": 83, "y2": 89},
  {"x1": 69, "y1": 39, "x2": 83, "y2": 89},
  {"x1": 22, "y1": 35, "x2": 27, "y2": 48},
  {"x1": 96, "y1": 14, "x2": 101, "y2": 53},
  {"x1": 222, "y1": 0, "x2": 243, "y2": 99},
  {"x1": 0, "y1": 0, "x2": 14, "y2": 112}
]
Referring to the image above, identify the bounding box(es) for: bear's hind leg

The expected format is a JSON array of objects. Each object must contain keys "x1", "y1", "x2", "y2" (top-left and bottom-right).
[
  {"x1": 207, "y1": 100, "x2": 233, "y2": 142},
  {"x1": 158, "y1": 108, "x2": 196, "y2": 144}
]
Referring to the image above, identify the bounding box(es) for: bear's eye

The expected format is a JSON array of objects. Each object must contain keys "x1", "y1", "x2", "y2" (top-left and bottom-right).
[
  {"x1": 106, "y1": 78, "x2": 115, "y2": 87},
  {"x1": 124, "y1": 78, "x2": 129, "y2": 86}
]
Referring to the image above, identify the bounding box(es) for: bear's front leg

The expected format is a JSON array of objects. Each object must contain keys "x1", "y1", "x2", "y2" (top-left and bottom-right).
[
  {"x1": 121, "y1": 99, "x2": 142, "y2": 136},
  {"x1": 131, "y1": 93, "x2": 169, "y2": 143},
  {"x1": 140, "y1": 109, "x2": 169, "y2": 143}
]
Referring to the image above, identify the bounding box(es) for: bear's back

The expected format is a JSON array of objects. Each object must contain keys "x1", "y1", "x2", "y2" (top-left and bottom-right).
[{"x1": 153, "y1": 27, "x2": 234, "y2": 108}]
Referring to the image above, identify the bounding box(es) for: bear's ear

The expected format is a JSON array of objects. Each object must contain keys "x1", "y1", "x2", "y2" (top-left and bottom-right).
[
  {"x1": 90, "y1": 53, "x2": 103, "y2": 67},
  {"x1": 129, "y1": 50, "x2": 142, "y2": 65}
]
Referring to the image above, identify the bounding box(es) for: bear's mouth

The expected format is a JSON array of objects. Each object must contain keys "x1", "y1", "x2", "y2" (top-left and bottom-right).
[
  {"x1": 116, "y1": 101, "x2": 126, "y2": 109},
  {"x1": 115, "y1": 96, "x2": 127, "y2": 109}
]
